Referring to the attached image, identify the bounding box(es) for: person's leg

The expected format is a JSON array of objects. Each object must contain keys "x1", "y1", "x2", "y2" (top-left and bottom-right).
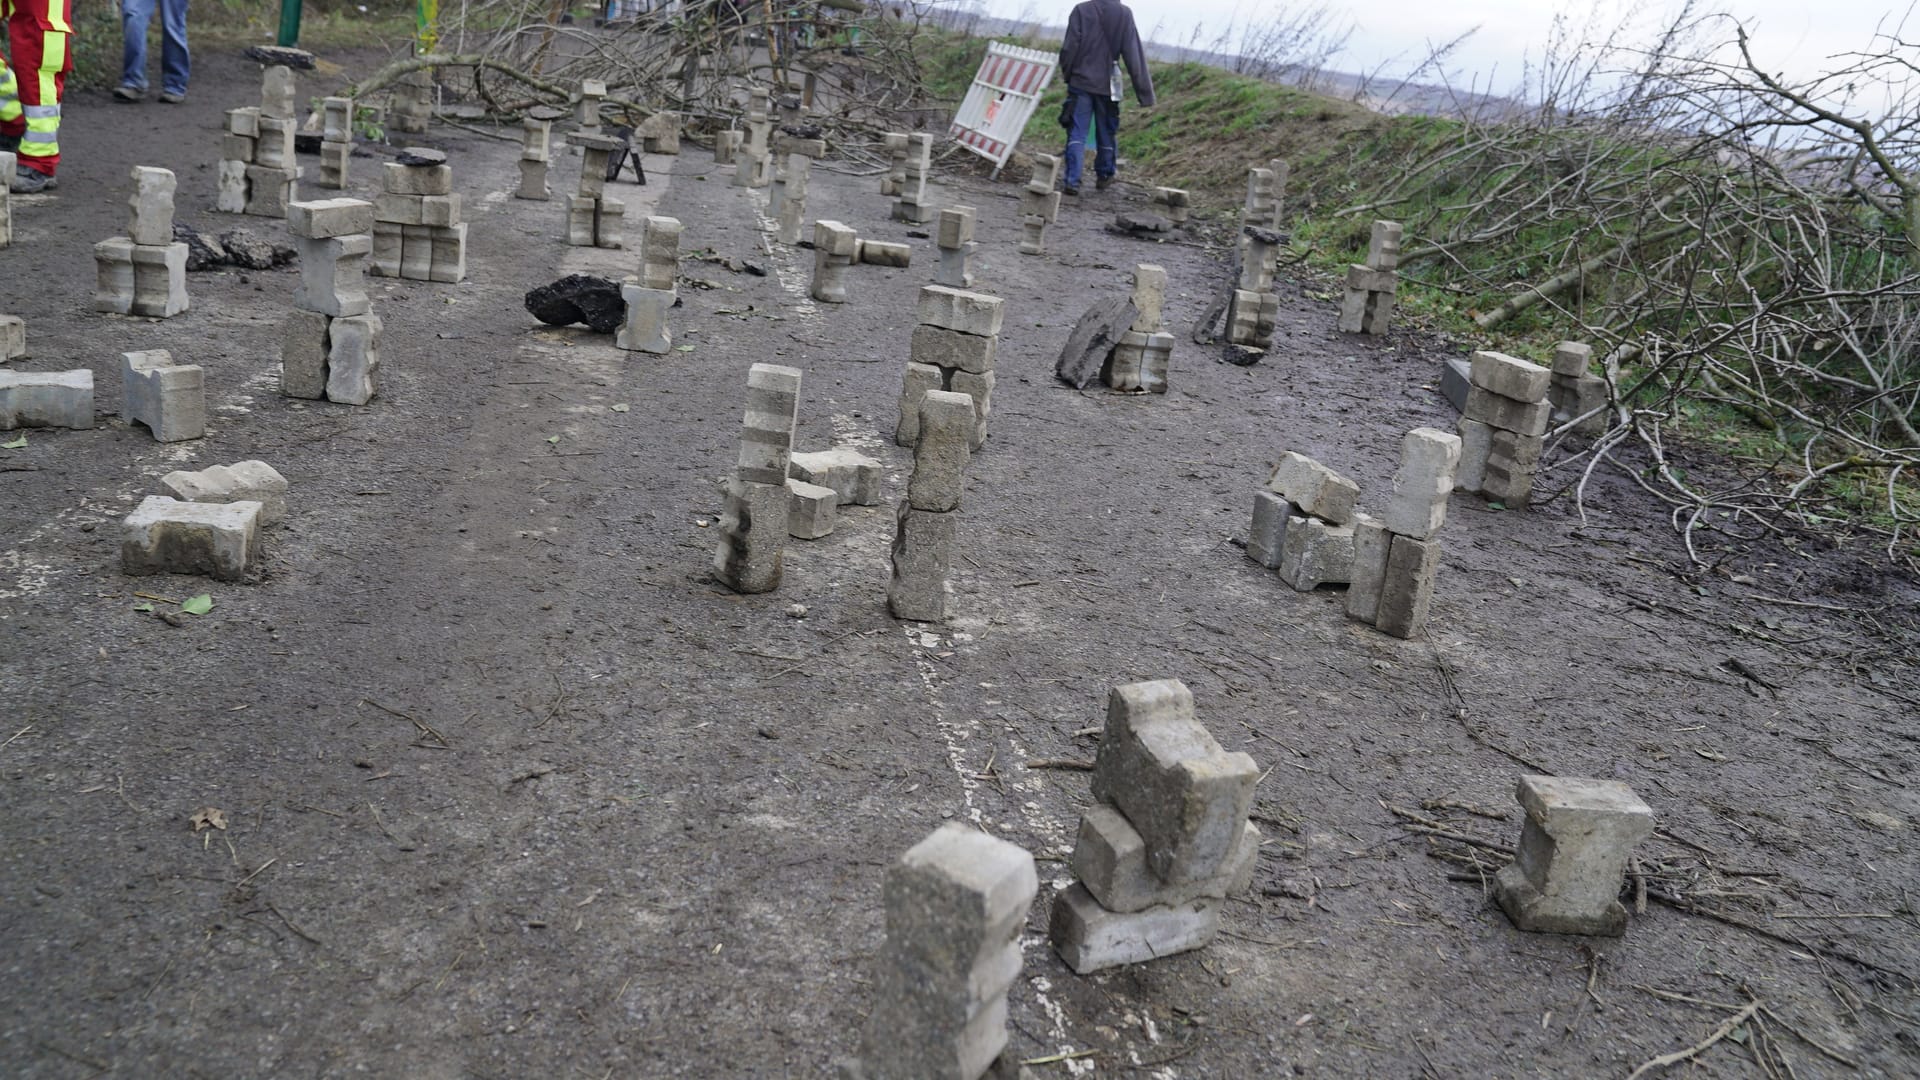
[
  {"x1": 1093, "y1": 96, "x2": 1120, "y2": 183},
  {"x1": 0, "y1": 26, "x2": 22, "y2": 152},
  {"x1": 1061, "y1": 89, "x2": 1092, "y2": 192},
  {"x1": 157, "y1": 0, "x2": 188, "y2": 97},
  {"x1": 12, "y1": 0, "x2": 70, "y2": 178},
  {"x1": 119, "y1": 0, "x2": 152, "y2": 92}
]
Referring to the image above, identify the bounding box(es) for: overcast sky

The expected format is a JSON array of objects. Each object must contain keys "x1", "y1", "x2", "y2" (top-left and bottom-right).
[{"x1": 971, "y1": 0, "x2": 1913, "y2": 94}]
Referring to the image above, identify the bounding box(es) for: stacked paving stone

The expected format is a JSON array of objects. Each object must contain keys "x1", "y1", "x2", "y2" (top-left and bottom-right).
[
  {"x1": 1247, "y1": 451, "x2": 1360, "y2": 590},
  {"x1": 1151, "y1": 187, "x2": 1190, "y2": 224},
  {"x1": 1050, "y1": 680, "x2": 1260, "y2": 974},
  {"x1": 370, "y1": 150, "x2": 466, "y2": 281},
  {"x1": 1548, "y1": 341, "x2": 1609, "y2": 436},
  {"x1": 1104, "y1": 264, "x2": 1175, "y2": 393},
  {"x1": 218, "y1": 66, "x2": 300, "y2": 217},
  {"x1": 0, "y1": 369, "x2": 92, "y2": 429},
  {"x1": 850, "y1": 824, "x2": 1037, "y2": 1080},
  {"x1": 281, "y1": 198, "x2": 382, "y2": 406},
  {"x1": 891, "y1": 133, "x2": 936, "y2": 224},
  {"x1": 770, "y1": 147, "x2": 813, "y2": 245},
  {"x1": 122, "y1": 497, "x2": 262, "y2": 580},
  {"x1": 565, "y1": 133, "x2": 626, "y2": 249},
  {"x1": 897, "y1": 286, "x2": 1002, "y2": 452},
  {"x1": 575, "y1": 79, "x2": 607, "y2": 133},
  {"x1": 0, "y1": 151, "x2": 11, "y2": 248},
  {"x1": 390, "y1": 69, "x2": 433, "y2": 135},
  {"x1": 1455, "y1": 350, "x2": 1550, "y2": 506},
  {"x1": 317, "y1": 96, "x2": 354, "y2": 189},
  {"x1": 161, "y1": 461, "x2": 288, "y2": 525},
  {"x1": 789, "y1": 448, "x2": 882, "y2": 508},
  {"x1": 516, "y1": 112, "x2": 554, "y2": 200},
  {"x1": 1495, "y1": 775, "x2": 1654, "y2": 936},
  {"x1": 713, "y1": 363, "x2": 802, "y2": 594},
  {"x1": 732, "y1": 87, "x2": 773, "y2": 188},
  {"x1": 1348, "y1": 428, "x2": 1461, "y2": 640},
  {"x1": 634, "y1": 110, "x2": 682, "y2": 154},
  {"x1": 712, "y1": 129, "x2": 743, "y2": 165},
  {"x1": 811, "y1": 220, "x2": 858, "y2": 303},
  {"x1": 617, "y1": 215, "x2": 681, "y2": 354},
  {"x1": 888, "y1": 390, "x2": 974, "y2": 622},
  {"x1": 1243, "y1": 160, "x2": 1287, "y2": 231},
  {"x1": 121, "y1": 349, "x2": 205, "y2": 442},
  {"x1": 1338, "y1": 220, "x2": 1401, "y2": 335},
  {"x1": 879, "y1": 132, "x2": 908, "y2": 194},
  {"x1": 934, "y1": 206, "x2": 977, "y2": 289},
  {"x1": 95, "y1": 166, "x2": 189, "y2": 318},
  {"x1": 1, "y1": 314, "x2": 25, "y2": 361},
  {"x1": 1017, "y1": 155, "x2": 1062, "y2": 255},
  {"x1": 1224, "y1": 226, "x2": 1281, "y2": 350}
]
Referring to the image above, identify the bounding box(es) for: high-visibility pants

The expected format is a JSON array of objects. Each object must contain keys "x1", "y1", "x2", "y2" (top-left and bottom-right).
[{"x1": 0, "y1": 0, "x2": 72, "y2": 176}]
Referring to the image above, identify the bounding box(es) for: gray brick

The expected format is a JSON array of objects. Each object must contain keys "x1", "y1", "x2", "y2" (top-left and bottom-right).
[
  {"x1": 894, "y1": 362, "x2": 943, "y2": 447},
  {"x1": 712, "y1": 477, "x2": 789, "y2": 593},
  {"x1": 1495, "y1": 776, "x2": 1654, "y2": 936},
  {"x1": 1048, "y1": 883, "x2": 1220, "y2": 974},
  {"x1": 1464, "y1": 387, "x2": 1550, "y2": 436},
  {"x1": 910, "y1": 324, "x2": 996, "y2": 375},
  {"x1": 288, "y1": 197, "x2": 374, "y2": 239},
  {"x1": 0, "y1": 369, "x2": 93, "y2": 429},
  {"x1": 121, "y1": 349, "x2": 205, "y2": 442},
  {"x1": 1071, "y1": 802, "x2": 1259, "y2": 913},
  {"x1": 279, "y1": 309, "x2": 331, "y2": 399},
  {"x1": 1246, "y1": 490, "x2": 1291, "y2": 568},
  {"x1": 785, "y1": 479, "x2": 838, "y2": 539},
  {"x1": 325, "y1": 314, "x2": 382, "y2": 405},
  {"x1": 1381, "y1": 427, "x2": 1462, "y2": 540},
  {"x1": 1345, "y1": 513, "x2": 1390, "y2": 624},
  {"x1": 888, "y1": 504, "x2": 956, "y2": 622},
  {"x1": 788, "y1": 448, "x2": 882, "y2": 506},
  {"x1": 127, "y1": 166, "x2": 177, "y2": 246},
  {"x1": 1265, "y1": 451, "x2": 1359, "y2": 524},
  {"x1": 908, "y1": 390, "x2": 974, "y2": 512},
  {"x1": 1375, "y1": 534, "x2": 1440, "y2": 640},
  {"x1": 1469, "y1": 349, "x2": 1551, "y2": 402},
  {"x1": 161, "y1": 461, "x2": 288, "y2": 525},
  {"x1": 916, "y1": 286, "x2": 1003, "y2": 338},
  {"x1": 121, "y1": 496, "x2": 261, "y2": 581},
  {"x1": 1276, "y1": 514, "x2": 1355, "y2": 591}
]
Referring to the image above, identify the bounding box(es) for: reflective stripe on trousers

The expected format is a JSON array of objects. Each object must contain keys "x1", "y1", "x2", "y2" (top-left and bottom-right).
[
  {"x1": 0, "y1": 65, "x2": 19, "y2": 123},
  {"x1": 19, "y1": 102, "x2": 57, "y2": 157}
]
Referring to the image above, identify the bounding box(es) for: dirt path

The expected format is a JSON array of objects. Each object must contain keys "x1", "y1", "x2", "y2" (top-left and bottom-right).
[{"x1": 4, "y1": 49, "x2": 1917, "y2": 1078}]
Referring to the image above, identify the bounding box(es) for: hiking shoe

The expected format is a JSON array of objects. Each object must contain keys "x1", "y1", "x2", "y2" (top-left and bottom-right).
[
  {"x1": 10, "y1": 166, "x2": 56, "y2": 193},
  {"x1": 1095, "y1": 174, "x2": 1114, "y2": 191},
  {"x1": 1062, "y1": 184, "x2": 1080, "y2": 196},
  {"x1": 159, "y1": 90, "x2": 186, "y2": 104},
  {"x1": 113, "y1": 84, "x2": 145, "y2": 102}
]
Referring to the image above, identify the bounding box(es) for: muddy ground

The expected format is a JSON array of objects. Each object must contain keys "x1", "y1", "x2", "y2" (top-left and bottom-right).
[{"x1": 4, "y1": 48, "x2": 1919, "y2": 1080}]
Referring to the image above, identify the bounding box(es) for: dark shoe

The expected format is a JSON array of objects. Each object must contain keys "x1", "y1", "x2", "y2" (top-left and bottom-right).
[
  {"x1": 10, "y1": 166, "x2": 56, "y2": 193},
  {"x1": 1062, "y1": 184, "x2": 1080, "y2": 196},
  {"x1": 114, "y1": 84, "x2": 145, "y2": 102},
  {"x1": 158, "y1": 90, "x2": 186, "y2": 104},
  {"x1": 0, "y1": 132, "x2": 17, "y2": 153},
  {"x1": 1095, "y1": 174, "x2": 1114, "y2": 191}
]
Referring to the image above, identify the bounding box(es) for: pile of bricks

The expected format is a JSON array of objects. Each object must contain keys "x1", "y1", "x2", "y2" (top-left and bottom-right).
[
  {"x1": 316, "y1": 96, "x2": 353, "y2": 189},
  {"x1": 371, "y1": 150, "x2": 466, "y2": 282},
  {"x1": 888, "y1": 389, "x2": 974, "y2": 622},
  {"x1": 1051, "y1": 680, "x2": 1260, "y2": 974},
  {"x1": 714, "y1": 363, "x2": 802, "y2": 594},
  {"x1": 565, "y1": 133, "x2": 626, "y2": 249},
  {"x1": 849, "y1": 824, "x2": 1037, "y2": 1080},
  {"x1": 732, "y1": 87, "x2": 773, "y2": 188},
  {"x1": 1455, "y1": 350, "x2": 1550, "y2": 506},
  {"x1": 389, "y1": 69, "x2": 433, "y2": 135},
  {"x1": 617, "y1": 215, "x2": 681, "y2": 354},
  {"x1": 121, "y1": 349, "x2": 204, "y2": 443},
  {"x1": 1151, "y1": 186, "x2": 1190, "y2": 224},
  {"x1": 95, "y1": 166, "x2": 188, "y2": 318},
  {"x1": 1018, "y1": 154, "x2": 1062, "y2": 254},
  {"x1": 161, "y1": 461, "x2": 288, "y2": 525},
  {"x1": 891, "y1": 133, "x2": 936, "y2": 224},
  {"x1": 1248, "y1": 451, "x2": 1360, "y2": 590},
  {"x1": 218, "y1": 66, "x2": 299, "y2": 217},
  {"x1": 897, "y1": 286, "x2": 1002, "y2": 452},
  {"x1": 515, "y1": 108, "x2": 559, "y2": 201},
  {"x1": 1338, "y1": 220, "x2": 1401, "y2": 335},
  {"x1": 1103, "y1": 264, "x2": 1174, "y2": 393},
  {"x1": 280, "y1": 198, "x2": 382, "y2": 405},
  {"x1": 1495, "y1": 776, "x2": 1654, "y2": 936},
  {"x1": 1348, "y1": 427, "x2": 1461, "y2": 640},
  {"x1": 933, "y1": 206, "x2": 977, "y2": 289},
  {"x1": 1225, "y1": 225, "x2": 1281, "y2": 350},
  {"x1": 0, "y1": 369, "x2": 92, "y2": 429},
  {"x1": 1548, "y1": 341, "x2": 1608, "y2": 436}
]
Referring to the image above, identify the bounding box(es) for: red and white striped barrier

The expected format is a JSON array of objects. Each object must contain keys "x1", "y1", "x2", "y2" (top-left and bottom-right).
[{"x1": 949, "y1": 41, "x2": 1058, "y2": 173}]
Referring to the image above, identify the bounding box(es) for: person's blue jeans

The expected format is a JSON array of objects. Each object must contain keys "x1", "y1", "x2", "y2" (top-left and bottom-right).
[
  {"x1": 1062, "y1": 88, "x2": 1119, "y2": 189},
  {"x1": 120, "y1": 0, "x2": 191, "y2": 97}
]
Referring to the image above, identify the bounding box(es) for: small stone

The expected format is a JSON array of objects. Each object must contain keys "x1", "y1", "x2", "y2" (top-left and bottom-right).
[{"x1": 785, "y1": 604, "x2": 808, "y2": 619}]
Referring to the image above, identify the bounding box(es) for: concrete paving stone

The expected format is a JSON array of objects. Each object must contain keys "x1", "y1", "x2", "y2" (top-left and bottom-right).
[
  {"x1": 1246, "y1": 490, "x2": 1292, "y2": 568},
  {"x1": 1345, "y1": 512, "x2": 1390, "y2": 624},
  {"x1": 1440, "y1": 355, "x2": 1470, "y2": 413},
  {"x1": 1552, "y1": 340, "x2": 1594, "y2": 377},
  {"x1": 788, "y1": 448, "x2": 882, "y2": 506},
  {"x1": 126, "y1": 166, "x2": 177, "y2": 246},
  {"x1": 1265, "y1": 451, "x2": 1359, "y2": 525},
  {"x1": 1496, "y1": 775, "x2": 1654, "y2": 936},
  {"x1": 947, "y1": 370, "x2": 993, "y2": 449},
  {"x1": 910, "y1": 324, "x2": 996, "y2": 375},
  {"x1": 161, "y1": 461, "x2": 288, "y2": 525},
  {"x1": 1382, "y1": 427, "x2": 1463, "y2": 540},
  {"x1": 937, "y1": 206, "x2": 975, "y2": 248},
  {"x1": 121, "y1": 349, "x2": 205, "y2": 442},
  {"x1": 908, "y1": 390, "x2": 974, "y2": 512},
  {"x1": 713, "y1": 476, "x2": 789, "y2": 593},
  {"x1": 1455, "y1": 416, "x2": 1492, "y2": 493},
  {"x1": 1344, "y1": 264, "x2": 1397, "y2": 293},
  {"x1": 428, "y1": 223, "x2": 467, "y2": 284},
  {"x1": 1277, "y1": 513, "x2": 1355, "y2": 591},
  {"x1": 1130, "y1": 264, "x2": 1166, "y2": 333},
  {"x1": 785, "y1": 479, "x2": 838, "y2": 539},
  {"x1": 1375, "y1": 533, "x2": 1441, "y2": 640},
  {"x1": 242, "y1": 165, "x2": 294, "y2": 217},
  {"x1": 1049, "y1": 883, "x2": 1220, "y2": 975},
  {"x1": 1470, "y1": 350, "x2": 1551, "y2": 402},
  {"x1": 1464, "y1": 387, "x2": 1551, "y2": 436},
  {"x1": 1072, "y1": 802, "x2": 1260, "y2": 913},
  {"x1": 0, "y1": 314, "x2": 23, "y2": 360},
  {"x1": 129, "y1": 242, "x2": 190, "y2": 318},
  {"x1": 616, "y1": 285, "x2": 675, "y2": 354},
  {"x1": 400, "y1": 224, "x2": 434, "y2": 279},
  {"x1": 917, "y1": 286, "x2": 1004, "y2": 338},
  {"x1": 735, "y1": 363, "x2": 802, "y2": 486},
  {"x1": 294, "y1": 233, "x2": 372, "y2": 317},
  {"x1": 288, "y1": 197, "x2": 374, "y2": 240},
  {"x1": 858, "y1": 240, "x2": 911, "y2": 267},
  {"x1": 882, "y1": 823, "x2": 1038, "y2": 977},
  {"x1": 382, "y1": 162, "x2": 453, "y2": 196},
  {"x1": 1366, "y1": 220, "x2": 1403, "y2": 270},
  {"x1": 93, "y1": 237, "x2": 136, "y2": 314},
  {"x1": 279, "y1": 309, "x2": 330, "y2": 399},
  {"x1": 224, "y1": 106, "x2": 259, "y2": 137},
  {"x1": 894, "y1": 362, "x2": 943, "y2": 447},
  {"x1": 888, "y1": 504, "x2": 957, "y2": 622},
  {"x1": 325, "y1": 314, "x2": 381, "y2": 405},
  {"x1": 253, "y1": 116, "x2": 294, "y2": 169},
  {"x1": 0, "y1": 369, "x2": 93, "y2": 429},
  {"x1": 1091, "y1": 680, "x2": 1259, "y2": 885},
  {"x1": 935, "y1": 242, "x2": 976, "y2": 289},
  {"x1": 121, "y1": 496, "x2": 261, "y2": 581}
]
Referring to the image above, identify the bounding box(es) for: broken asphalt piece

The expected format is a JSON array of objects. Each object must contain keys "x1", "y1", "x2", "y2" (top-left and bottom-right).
[
  {"x1": 1226, "y1": 344, "x2": 1264, "y2": 367},
  {"x1": 1245, "y1": 224, "x2": 1288, "y2": 246},
  {"x1": 1055, "y1": 294, "x2": 1138, "y2": 389},
  {"x1": 174, "y1": 223, "x2": 227, "y2": 271},
  {"x1": 1112, "y1": 212, "x2": 1173, "y2": 236},
  {"x1": 524, "y1": 274, "x2": 626, "y2": 334},
  {"x1": 780, "y1": 122, "x2": 824, "y2": 141},
  {"x1": 243, "y1": 44, "x2": 315, "y2": 69},
  {"x1": 527, "y1": 104, "x2": 568, "y2": 122},
  {"x1": 294, "y1": 132, "x2": 323, "y2": 155},
  {"x1": 395, "y1": 146, "x2": 448, "y2": 166}
]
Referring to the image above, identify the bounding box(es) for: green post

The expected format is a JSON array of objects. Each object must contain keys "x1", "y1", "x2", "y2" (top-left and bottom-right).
[{"x1": 276, "y1": 0, "x2": 302, "y2": 47}]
